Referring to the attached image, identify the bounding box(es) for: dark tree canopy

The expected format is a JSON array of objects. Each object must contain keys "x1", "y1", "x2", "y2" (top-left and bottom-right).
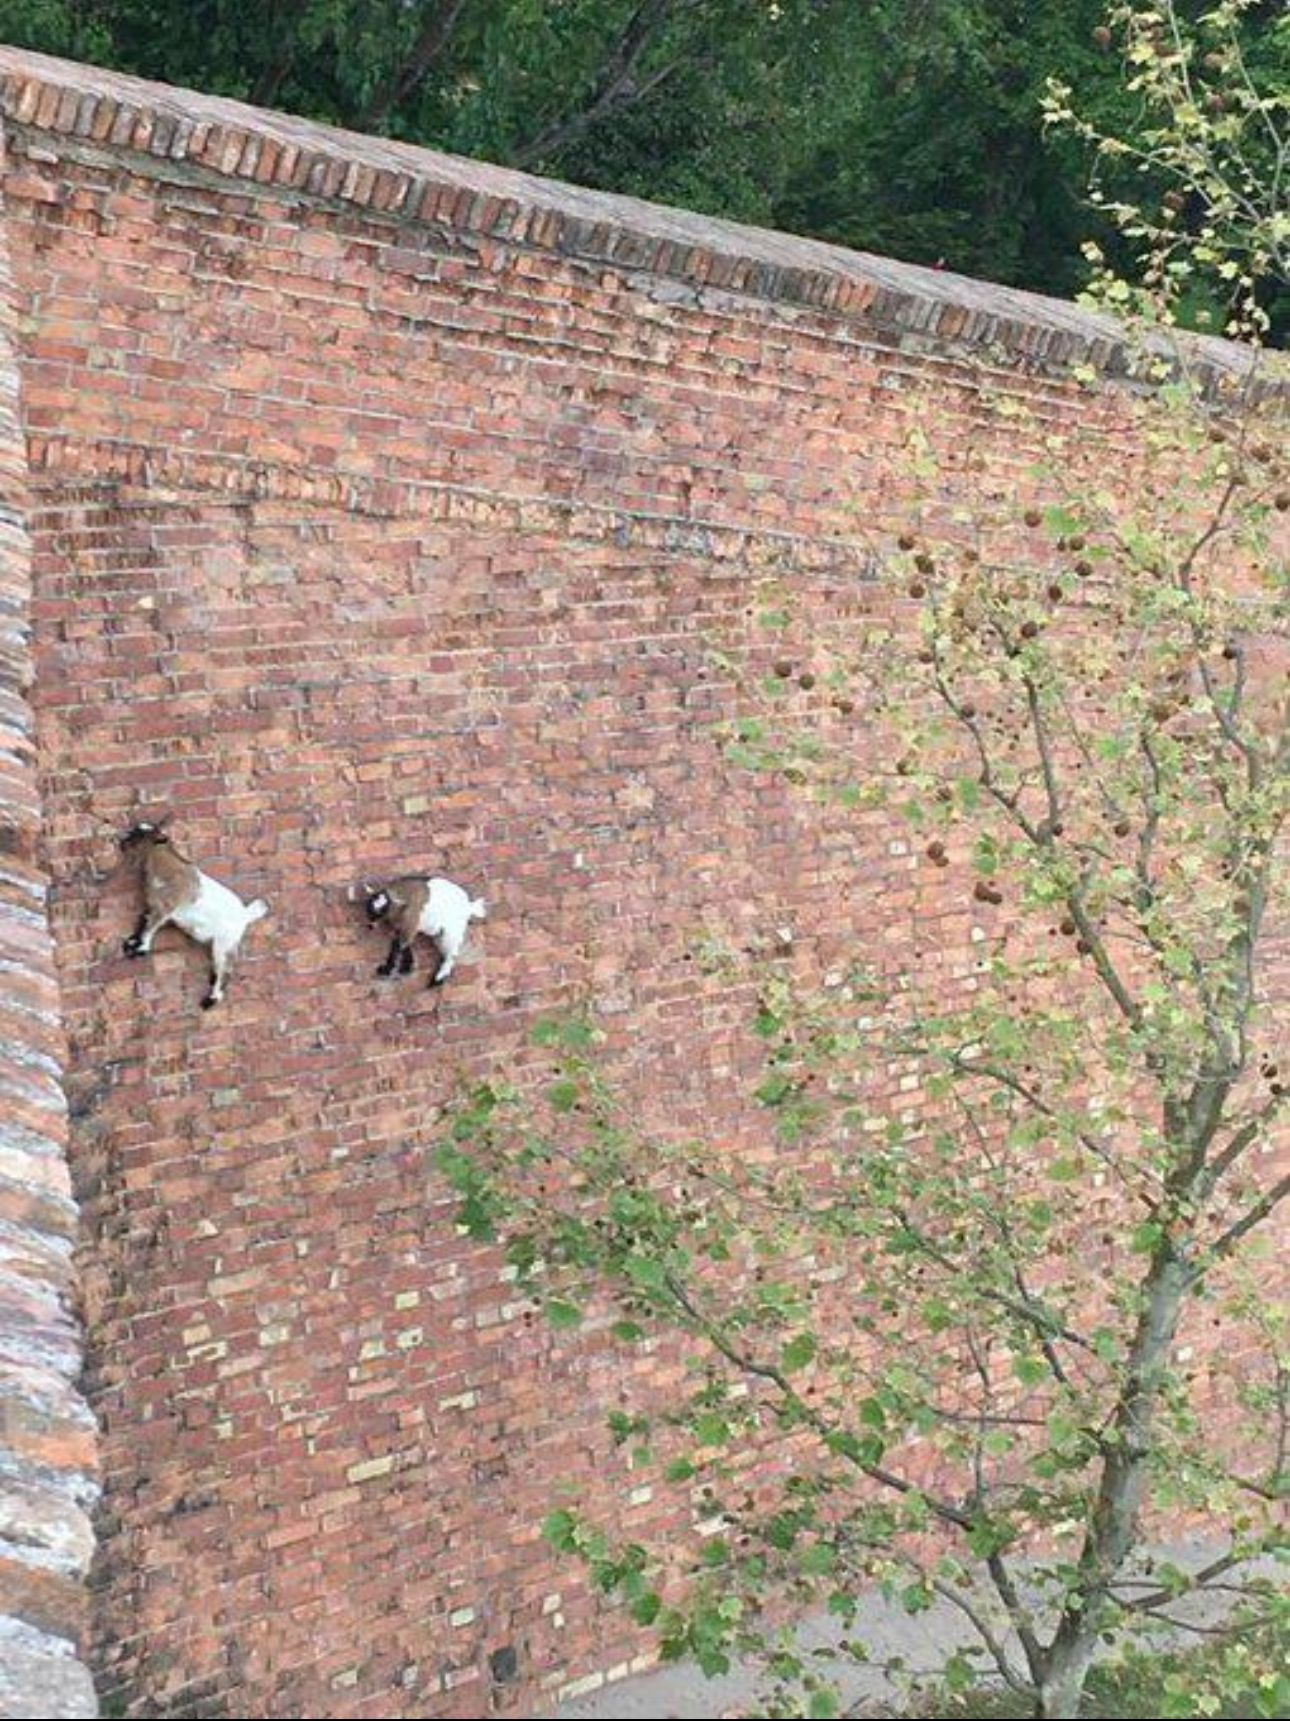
[{"x1": 1, "y1": 1, "x2": 1284, "y2": 320}]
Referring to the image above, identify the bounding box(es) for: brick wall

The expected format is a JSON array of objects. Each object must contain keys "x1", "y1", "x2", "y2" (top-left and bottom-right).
[
  {"x1": 0, "y1": 103, "x2": 98, "y2": 1721},
  {"x1": 0, "y1": 47, "x2": 1277, "y2": 1721}
]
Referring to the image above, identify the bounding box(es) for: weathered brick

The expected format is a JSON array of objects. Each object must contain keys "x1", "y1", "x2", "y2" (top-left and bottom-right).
[{"x1": 0, "y1": 39, "x2": 1282, "y2": 1721}]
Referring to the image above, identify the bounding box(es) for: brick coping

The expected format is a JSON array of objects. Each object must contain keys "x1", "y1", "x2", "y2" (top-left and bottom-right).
[{"x1": 0, "y1": 45, "x2": 1268, "y2": 386}]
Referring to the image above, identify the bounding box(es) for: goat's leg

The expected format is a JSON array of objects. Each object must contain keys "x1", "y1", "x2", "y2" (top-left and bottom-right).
[
  {"x1": 202, "y1": 938, "x2": 236, "y2": 1010},
  {"x1": 124, "y1": 909, "x2": 170, "y2": 957},
  {"x1": 429, "y1": 931, "x2": 462, "y2": 987},
  {"x1": 377, "y1": 935, "x2": 404, "y2": 978},
  {"x1": 398, "y1": 943, "x2": 414, "y2": 975}
]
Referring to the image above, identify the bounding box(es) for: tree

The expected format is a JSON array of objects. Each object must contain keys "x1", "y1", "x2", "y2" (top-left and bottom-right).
[
  {"x1": 437, "y1": 7, "x2": 1288, "y2": 1718},
  {"x1": 1045, "y1": 0, "x2": 1290, "y2": 340},
  {"x1": 6, "y1": 1, "x2": 1282, "y2": 308}
]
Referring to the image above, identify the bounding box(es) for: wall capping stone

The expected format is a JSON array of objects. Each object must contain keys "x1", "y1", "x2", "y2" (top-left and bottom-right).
[{"x1": 0, "y1": 44, "x2": 1274, "y2": 391}]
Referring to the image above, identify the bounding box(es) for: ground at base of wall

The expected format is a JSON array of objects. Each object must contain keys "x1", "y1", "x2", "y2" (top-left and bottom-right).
[
  {"x1": 544, "y1": 1538, "x2": 1284, "y2": 1721},
  {"x1": 0, "y1": 1617, "x2": 99, "y2": 1721},
  {"x1": 893, "y1": 1621, "x2": 1289, "y2": 1721}
]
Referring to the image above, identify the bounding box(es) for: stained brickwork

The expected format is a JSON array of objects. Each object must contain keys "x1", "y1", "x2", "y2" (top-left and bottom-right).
[
  {"x1": 0, "y1": 102, "x2": 98, "y2": 1721},
  {"x1": 0, "y1": 47, "x2": 1279, "y2": 1721}
]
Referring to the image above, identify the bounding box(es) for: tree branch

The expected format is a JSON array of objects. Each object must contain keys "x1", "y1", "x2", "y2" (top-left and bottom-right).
[
  {"x1": 511, "y1": 0, "x2": 685, "y2": 169},
  {"x1": 248, "y1": 0, "x2": 312, "y2": 109},
  {"x1": 1115, "y1": 1545, "x2": 1267, "y2": 1613},
  {"x1": 1204, "y1": 1169, "x2": 1290, "y2": 1265},
  {"x1": 1203, "y1": 1088, "x2": 1288, "y2": 1192},
  {"x1": 360, "y1": 0, "x2": 471, "y2": 130},
  {"x1": 659, "y1": 1269, "x2": 977, "y2": 1533}
]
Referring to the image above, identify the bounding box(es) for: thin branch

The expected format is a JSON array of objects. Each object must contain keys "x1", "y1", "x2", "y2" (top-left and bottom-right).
[
  {"x1": 1203, "y1": 1088, "x2": 1288, "y2": 1191},
  {"x1": 360, "y1": 0, "x2": 471, "y2": 130},
  {"x1": 1131, "y1": 1606, "x2": 1278, "y2": 1638},
  {"x1": 511, "y1": 0, "x2": 687, "y2": 169},
  {"x1": 659, "y1": 1269, "x2": 977, "y2": 1533},
  {"x1": 984, "y1": 1551, "x2": 1045, "y2": 1690},
  {"x1": 248, "y1": 0, "x2": 312, "y2": 109},
  {"x1": 930, "y1": 1575, "x2": 1033, "y2": 1696},
  {"x1": 1204, "y1": 1169, "x2": 1290, "y2": 1265},
  {"x1": 890, "y1": 1202, "x2": 1094, "y2": 1357},
  {"x1": 927, "y1": 648, "x2": 1145, "y2": 1035},
  {"x1": 950, "y1": 1052, "x2": 1160, "y2": 1206},
  {"x1": 1115, "y1": 1546, "x2": 1251, "y2": 1612}
]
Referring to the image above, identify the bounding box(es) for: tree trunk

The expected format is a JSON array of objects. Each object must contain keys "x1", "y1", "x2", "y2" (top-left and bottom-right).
[
  {"x1": 1037, "y1": 1636, "x2": 1098, "y2": 1719},
  {"x1": 1035, "y1": 1249, "x2": 1193, "y2": 1718}
]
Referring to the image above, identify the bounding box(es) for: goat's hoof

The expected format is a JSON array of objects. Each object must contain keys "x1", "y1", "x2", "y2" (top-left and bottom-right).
[
  {"x1": 375, "y1": 964, "x2": 394, "y2": 978},
  {"x1": 200, "y1": 994, "x2": 219, "y2": 1010},
  {"x1": 123, "y1": 938, "x2": 142, "y2": 957},
  {"x1": 399, "y1": 952, "x2": 414, "y2": 975},
  {"x1": 429, "y1": 974, "x2": 448, "y2": 989}
]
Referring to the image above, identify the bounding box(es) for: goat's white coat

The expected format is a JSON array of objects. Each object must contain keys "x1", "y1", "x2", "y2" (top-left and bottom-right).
[
  {"x1": 136, "y1": 873, "x2": 268, "y2": 1003},
  {"x1": 417, "y1": 877, "x2": 487, "y2": 983}
]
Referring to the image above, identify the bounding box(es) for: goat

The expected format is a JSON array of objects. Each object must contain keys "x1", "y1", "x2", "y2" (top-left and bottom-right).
[
  {"x1": 355, "y1": 875, "x2": 487, "y2": 987},
  {"x1": 119, "y1": 819, "x2": 268, "y2": 1009}
]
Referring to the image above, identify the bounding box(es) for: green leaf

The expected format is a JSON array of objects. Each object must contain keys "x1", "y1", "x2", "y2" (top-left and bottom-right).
[
  {"x1": 694, "y1": 1412, "x2": 731, "y2": 1447},
  {"x1": 542, "y1": 1509, "x2": 578, "y2": 1551},
  {"x1": 530, "y1": 1016, "x2": 595, "y2": 1050},
  {"x1": 1013, "y1": 1354, "x2": 1048, "y2": 1388},
  {"x1": 631, "y1": 1591, "x2": 662, "y2": 1626},
  {"x1": 967, "y1": 1517, "x2": 1015, "y2": 1558},
  {"x1": 756, "y1": 1073, "x2": 796, "y2": 1107},
  {"x1": 781, "y1": 1332, "x2": 818, "y2": 1373},
  {"x1": 547, "y1": 1078, "x2": 580, "y2": 1113},
  {"x1": 545, "y1": 1299, "x2": 584, "y2": 1330},
  {"x1": 1043, "y1": 504, "x2": 1082, "y2": 537},
  {"x1": 1130, "y1": 1221, "x2": 1165, "y2": 1255}
]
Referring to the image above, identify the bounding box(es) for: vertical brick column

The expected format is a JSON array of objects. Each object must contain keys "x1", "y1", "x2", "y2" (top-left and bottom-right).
[{"x1": 0, "y1": 113, "x2": 98, "y2": 1721}]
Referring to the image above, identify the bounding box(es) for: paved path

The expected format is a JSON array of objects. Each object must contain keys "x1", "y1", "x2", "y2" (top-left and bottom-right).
[{"x1": 544, "y1": 1538, "x2": 1267, "y2": 1720}]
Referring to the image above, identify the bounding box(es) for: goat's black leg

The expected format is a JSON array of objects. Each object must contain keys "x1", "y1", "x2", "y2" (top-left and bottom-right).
[
  {"x1": 123, "y1": 913, "x2": 151, "y2": 957},
  {"x1": 377, "y1": 936, "x2": 403, "y2": 978},
  {"x1": 398, "y1": 943, "x2": 414, "y2": 975}
]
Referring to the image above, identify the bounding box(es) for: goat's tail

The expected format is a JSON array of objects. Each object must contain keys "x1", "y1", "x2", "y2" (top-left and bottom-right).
[
  {"x1": 468, "y1": 897, "x2": 488, "y2": 923},
  {"x1": 245, "y1": 898, "x2": 270, "y2": 925}
]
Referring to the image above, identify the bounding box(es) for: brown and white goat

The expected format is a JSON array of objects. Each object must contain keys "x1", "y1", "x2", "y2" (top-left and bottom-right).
[
  {"x1": 355, "y1": 875, "x2": 486, "y2": 987},
  {"x1": 119, "y1": 820, "x2": 268, "y2": 1008}
]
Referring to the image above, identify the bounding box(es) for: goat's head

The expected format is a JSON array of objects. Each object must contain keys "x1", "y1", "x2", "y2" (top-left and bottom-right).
[
  {"x1": 118, "y1": 817, "x2": 171, "y2": 852},
  {"x1": 352, "y1": 881, "x2": 393, "y2": 924}
]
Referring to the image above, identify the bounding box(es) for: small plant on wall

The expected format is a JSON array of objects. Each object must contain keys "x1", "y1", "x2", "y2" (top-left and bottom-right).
[{"x1": 437, "y1": 7, "x2": 1288, "y2": 1718}]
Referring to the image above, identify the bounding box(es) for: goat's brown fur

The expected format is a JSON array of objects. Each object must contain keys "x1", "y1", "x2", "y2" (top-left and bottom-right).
[
  {"x1": 122, "y1": 827, "x2": 200, "y2": 930},
  {"x1": 376, "y1": 877, "x2": 429, "y2": 944},
  {"x1": 118, "y1": 821, "x2": 269, "y2": 1008}
]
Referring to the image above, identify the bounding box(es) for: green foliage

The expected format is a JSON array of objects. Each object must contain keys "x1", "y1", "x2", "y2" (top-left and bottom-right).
[
  {"x1": 1045, "y1": 1, "x2": 1290, "y2": 339},
  {"x1": 430, "y1": 36, "x2": 1289, "y2": 1695},
  {"x1": 3, "y1": 0, "x2": 1282, "y2": 310}
]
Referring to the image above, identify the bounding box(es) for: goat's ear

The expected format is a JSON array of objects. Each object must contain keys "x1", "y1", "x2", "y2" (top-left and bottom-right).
[{"x1": 154, "y1": 812, "x2": 173, "y2": 831}]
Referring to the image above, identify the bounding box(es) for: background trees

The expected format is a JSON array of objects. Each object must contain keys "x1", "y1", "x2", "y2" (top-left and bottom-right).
[{"x1": 3, "y1": 0, "x2": 1284, "y2": 323}]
